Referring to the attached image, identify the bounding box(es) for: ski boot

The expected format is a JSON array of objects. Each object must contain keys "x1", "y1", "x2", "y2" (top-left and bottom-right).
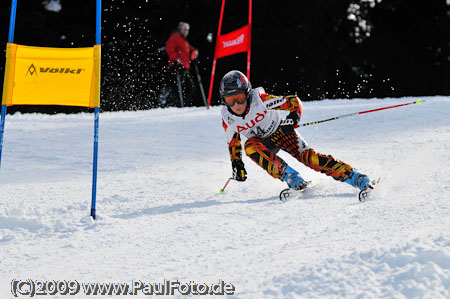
[
  {"x1": 345, "y1": 170, "x2": 371, "y2": 190},
  {"x1": 281, "y1": 165, "x2": 309, "y2": 190},
  {"x1": 345, "y1": 170, "x2": 375, "y2": 201}
]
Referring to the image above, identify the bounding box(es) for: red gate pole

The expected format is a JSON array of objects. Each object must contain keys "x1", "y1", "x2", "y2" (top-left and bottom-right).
[{"x1": 207, "y1": 0, "x2": 226, "y2": 109}]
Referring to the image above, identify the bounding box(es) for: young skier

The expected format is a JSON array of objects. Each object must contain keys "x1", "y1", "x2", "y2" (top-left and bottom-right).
[{"x1": 220, "y1": 70, "x2": 374, "y2": 196}]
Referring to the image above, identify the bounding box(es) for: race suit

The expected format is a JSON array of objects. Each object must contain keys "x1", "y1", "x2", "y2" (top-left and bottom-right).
[{"x1": 221, "y1": 87, "x2": 354, "y2": 182}]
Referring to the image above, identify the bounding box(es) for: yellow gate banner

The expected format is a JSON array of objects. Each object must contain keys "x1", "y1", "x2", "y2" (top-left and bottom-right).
[{"x1": 2, "y1": 43, "x2": 100, "y2": 108}]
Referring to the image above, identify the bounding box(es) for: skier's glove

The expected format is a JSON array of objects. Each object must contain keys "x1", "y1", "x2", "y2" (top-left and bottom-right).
[
  {"x1": 286, "y1": 111, "x2": 300, "y2": 127},
  {"x1": 280, "y1": 111, "x2": 300, "y2": 135},
  {"x1": 232, "y1": 160, "x2": 247, "y2": 181}
]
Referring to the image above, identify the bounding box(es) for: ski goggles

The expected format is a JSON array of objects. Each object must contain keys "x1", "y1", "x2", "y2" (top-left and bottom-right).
[{"x1": 223, "y1": 93, "x2": 247, "y2": 107}]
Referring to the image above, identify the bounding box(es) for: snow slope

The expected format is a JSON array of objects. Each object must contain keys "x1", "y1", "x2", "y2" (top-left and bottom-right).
[{"x1": 0, "y1": 97, "x2": 449, "y2": 298}]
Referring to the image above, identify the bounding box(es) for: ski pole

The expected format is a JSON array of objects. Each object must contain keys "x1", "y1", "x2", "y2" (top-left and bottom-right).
[
  {"x1": 194, "y1": 63, "x2": 208, "y2": 107},
  {"x1": 220, "y1": 177, "x2": 233, "y2": 194},
  {"x1": 299, "y1": 99, "x2": 424, "y2": 127},
  {"x1": 175, "y1": 67, "x2": 184, "y2": 108}
]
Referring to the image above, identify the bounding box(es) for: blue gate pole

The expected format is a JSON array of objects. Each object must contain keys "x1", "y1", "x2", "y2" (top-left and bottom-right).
[
  {"x1": 0, "y1": 0, "x2": 18, "y2": 170},
  {"x1": 90, "y1": 0, "x2": 101, "y2": 220},
  {"x1": 91, "y1": 108, "x2": 99, "y2": 219},
  {"x1": 0, "y1": 106, "x2": 7, "y2": 169}
]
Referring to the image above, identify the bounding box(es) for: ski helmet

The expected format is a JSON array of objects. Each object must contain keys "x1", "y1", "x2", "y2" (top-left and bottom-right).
[{"x1": 219, "y1": 70, "x2": 252, "y2": 105}]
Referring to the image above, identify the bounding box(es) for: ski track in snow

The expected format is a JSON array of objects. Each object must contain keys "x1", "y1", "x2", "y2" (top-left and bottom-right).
[{"x1": 1, "y1": 96, "x2": 450, "y2": 298}]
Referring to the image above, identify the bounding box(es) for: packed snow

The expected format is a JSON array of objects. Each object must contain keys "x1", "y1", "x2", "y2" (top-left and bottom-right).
[{"x1": 0, "y1": 96, "x2": 449, "y2": 298}]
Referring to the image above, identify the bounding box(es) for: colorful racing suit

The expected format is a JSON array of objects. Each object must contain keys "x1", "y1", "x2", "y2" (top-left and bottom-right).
[{"x1": 221, "y1": 87, "x2": 354, "y2": 182}]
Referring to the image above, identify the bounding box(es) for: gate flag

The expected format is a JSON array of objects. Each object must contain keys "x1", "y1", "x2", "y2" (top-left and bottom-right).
[
  {"x1": 214, "y1": 25, "x2": 251, "y2": 59},
  {"x1": 0, "y1": 0, "x2": 102, "y2": 220},
  {"x1": 2, "y1": 43, "x2": 100, "y2": 108},
  {"x1": 207, "y1": 0, "x2": 252, "y2": 108}
]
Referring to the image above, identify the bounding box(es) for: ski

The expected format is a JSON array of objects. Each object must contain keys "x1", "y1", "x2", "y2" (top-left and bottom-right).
[
  {"x1": 358, "y1": 177, "x2": 381, "y2": 202},
  {"x1": 279, "y1": 181, "x2": 314, "y2": 202},
  {"x1": 279, "y1": 178, "x2": 380, "y2": 202}
]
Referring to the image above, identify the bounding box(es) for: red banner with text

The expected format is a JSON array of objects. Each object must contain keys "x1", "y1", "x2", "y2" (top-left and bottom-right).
[
  {"x1": 215, "y1": 25, "x2": 251, "y2": 59},
  {"x1": 207, "y1": 0, "x2": 252, "y2": 108}
]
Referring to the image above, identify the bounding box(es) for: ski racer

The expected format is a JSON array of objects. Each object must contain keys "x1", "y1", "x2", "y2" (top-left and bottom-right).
[{"x1": 220, "y1": 70, "x2": 374, "y2": 193}]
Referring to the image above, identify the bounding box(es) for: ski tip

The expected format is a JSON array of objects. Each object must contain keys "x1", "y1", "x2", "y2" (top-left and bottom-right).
[
  {"x1": 416, "y1": 99, "x2": 423, "y2": 105},
  {"x1": 219, "y1": 189, "x2": 225, "y2": 194}
]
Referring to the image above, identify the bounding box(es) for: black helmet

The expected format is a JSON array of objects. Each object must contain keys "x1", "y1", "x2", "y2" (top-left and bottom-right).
[{"x1": 219, "y1": 70, "x2": 252, "y2": 102}]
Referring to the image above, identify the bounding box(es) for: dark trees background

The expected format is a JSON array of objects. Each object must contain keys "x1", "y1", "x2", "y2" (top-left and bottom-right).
[{"x1": 1, "y1": 0, "x2": 449, "y2": 113}]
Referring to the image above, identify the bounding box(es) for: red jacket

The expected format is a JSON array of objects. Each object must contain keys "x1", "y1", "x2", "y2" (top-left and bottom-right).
[{"x1": 165, "y1": 32, "x2": 196, "y2": 70}]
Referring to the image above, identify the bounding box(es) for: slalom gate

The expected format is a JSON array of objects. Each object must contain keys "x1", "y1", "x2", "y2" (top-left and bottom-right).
[
  {"x1": 0, "y1": 0, "x2": 102, "y2": 220},
  {"x1": 207, "y1": 0, "x2": 253, "y2": 108}
]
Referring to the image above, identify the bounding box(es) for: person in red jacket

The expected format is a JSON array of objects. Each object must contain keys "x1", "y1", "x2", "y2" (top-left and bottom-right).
[{"x1": 164, "y1": 22, "x2": 199, "y2": 107}]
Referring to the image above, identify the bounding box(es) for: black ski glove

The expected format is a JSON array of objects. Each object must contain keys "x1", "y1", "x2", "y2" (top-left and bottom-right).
[
  {"x1": 286, "y1": 111, "x2": 300, "y2": 126},
  {"x1": 232, "y1": 160, "x2": 247, "y2": 181},
  {"x1": 280, "y1": 111, "x2": 300, "y2": 135}
]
